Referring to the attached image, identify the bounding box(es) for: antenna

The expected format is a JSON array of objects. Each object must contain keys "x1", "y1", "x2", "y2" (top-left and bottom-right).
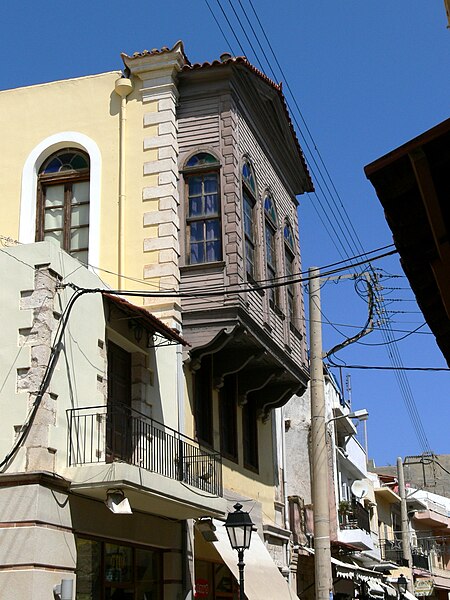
[
  {"x1": 346, "y1": 374, "x2": 352, "y2": 407},
  {"x1": 351, "y1": 479, "x2": 369, "y2": 500}
]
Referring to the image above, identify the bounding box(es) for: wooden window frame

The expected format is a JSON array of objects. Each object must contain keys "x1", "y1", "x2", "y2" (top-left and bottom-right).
[
  {"x1": 264, "y1": 195, "x2": 279, "y2": 308},
  {"x1": 219, "y1": 375, "x2": 238, "y2": 462},
  {"x1": 194, "y1": 354, "x2": 214, "y2": 448},
  {"x1": 183, "y1": 155, "x2": 222, "y2": 266},
  {"x1": 242, "y1": 401, "x2": 259, "y2": 472},
  {"x1": 242, "y1": 160, "x2": 258, "y2": 283},
  {"x1": 36, "y1": 151, "x2": 90, "y2": 260}
]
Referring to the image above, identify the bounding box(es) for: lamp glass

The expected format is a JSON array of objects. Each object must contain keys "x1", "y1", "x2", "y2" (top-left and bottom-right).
[
  {"x1": 225, "y1": 503, "x2": 254, "y2": 551},
  {"x1": 397, "y1": 575, "x2": 408, "y2": 594}
]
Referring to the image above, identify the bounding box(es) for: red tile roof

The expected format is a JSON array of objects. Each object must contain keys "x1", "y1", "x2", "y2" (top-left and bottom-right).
[{"x1": 122, "y1": 42, "x2": 313, "y2": 191}]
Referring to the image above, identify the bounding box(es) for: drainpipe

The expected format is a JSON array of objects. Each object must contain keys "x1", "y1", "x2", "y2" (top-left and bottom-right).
[
  {"x1": 114, "y1": 76, "x2": 133, "y2": 290},
  {"x1": 281, "y1": 406, "x2": 290, "y2": 580}
]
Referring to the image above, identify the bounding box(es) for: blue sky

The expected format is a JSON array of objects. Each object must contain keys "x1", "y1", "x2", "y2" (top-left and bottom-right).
[{"x1": 2, "y1": 1, "x2": 449, "y2": 465}]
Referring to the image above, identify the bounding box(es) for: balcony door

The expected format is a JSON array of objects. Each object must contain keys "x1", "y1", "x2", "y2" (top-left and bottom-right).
[{"x1": 107, "y1": 341, "x2": 132, "y2": 462}]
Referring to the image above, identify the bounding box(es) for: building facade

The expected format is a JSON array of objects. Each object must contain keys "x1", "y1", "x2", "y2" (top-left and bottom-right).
[{"x1": 0, "y1": 41, "x2": 313, "y2": 599}]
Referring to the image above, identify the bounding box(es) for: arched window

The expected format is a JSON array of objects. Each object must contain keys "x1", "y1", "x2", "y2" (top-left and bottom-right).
[
  {"x1": 264, "y1": 194, "x2": 278, "y2": 306},
  {"x1": 36, "y1": 149, "x2": 90, "y2": 264},
  {"x1": 242, "y1": 159, "x2": 257, "y2": 281},
  {"x1": 284, "y1": 221, "x2": 296, "y2": 321},
  {"x1": 184, "y1": 152, "x2": 222, "y2": 265}
]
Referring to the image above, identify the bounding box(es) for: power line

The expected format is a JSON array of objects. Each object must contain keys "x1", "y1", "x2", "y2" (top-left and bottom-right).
[{"x1": 205, "y1": 0, "x2": 432, "y2": 453}]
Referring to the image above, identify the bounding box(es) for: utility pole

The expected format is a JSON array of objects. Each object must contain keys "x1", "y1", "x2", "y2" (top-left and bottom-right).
[
  {"x1": 397, "y1": 457, "x2": 413, "y2": 592},
  {"x1": 309, "y1": 267, "x2": 332, "y2": 600}
]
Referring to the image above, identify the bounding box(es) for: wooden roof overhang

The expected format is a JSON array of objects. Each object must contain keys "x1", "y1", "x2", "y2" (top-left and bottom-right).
[
  {"x1": 185, "y1": 307, "x2": 309, "y2": 420},
  {"x1": 364, "y1": 118, "x2": 450, "y2": 365},
  {"x1": 103, "y1": 293, "x2": 187, "y2": 346}
]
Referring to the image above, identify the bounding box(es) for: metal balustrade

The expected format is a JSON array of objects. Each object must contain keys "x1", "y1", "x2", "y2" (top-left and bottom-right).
[
  {"x1": 67, "y1": 404, "x2": 223, "y2": 497},
  {"x1": 380, "y1": 539, "x2": 430, "y2": 570},
  {"x1": 339, "y1": 500, "x2": 371, "y2": 533}
]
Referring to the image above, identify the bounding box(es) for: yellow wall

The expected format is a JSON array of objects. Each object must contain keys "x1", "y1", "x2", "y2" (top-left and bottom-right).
[{"x1": 0, "y1": 71, "x2": 164, "y2": 300}]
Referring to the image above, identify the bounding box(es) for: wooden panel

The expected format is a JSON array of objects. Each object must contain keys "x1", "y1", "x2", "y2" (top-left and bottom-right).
[{"x1": 178, "y1": 98, "x2": 220, "y2": 153}]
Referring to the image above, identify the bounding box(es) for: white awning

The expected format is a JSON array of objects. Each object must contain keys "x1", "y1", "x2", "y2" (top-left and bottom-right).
[
  {"x1": 403, "y1": 591, "x2": 419, "y2": 600},
  {"x1": 367, "y1": 580, "x2": 385, "y2": 598},
  {"x1": 211, "y1": 520, "x2": 296, "y2": 600},
  {"x1": 381, "y1": 582, "x2": 398, "y2": 598}
]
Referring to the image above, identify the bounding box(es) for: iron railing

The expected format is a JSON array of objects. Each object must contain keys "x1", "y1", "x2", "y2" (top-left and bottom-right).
[
  {"x1": 339, "y1": 500, "x2": 371, "y2": 533},
  {"x1": 67, "y1": 404, "x2": 223, "y2": 496},
  {"x1": 380, "y1": 539, "x2": 430, "y2": 570}
]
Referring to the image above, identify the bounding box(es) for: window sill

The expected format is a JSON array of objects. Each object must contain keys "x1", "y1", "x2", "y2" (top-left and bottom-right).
[
  {"x1": 289, "y1": 322, "x2": 304, "y2": 339},
  {"x1": 222, "y1": 453, "x2": 239, "y2": 465},
  {"x1": 244, "y1": 462, "x2": 259, "y2": 475},
  {"x1": 247, "y1": 275, "x2": 265, "y2": 297},
  {"x1": 180, "y1": 261, "x2": 225, "y2": 274},
  {"x1": 270, "y1": 302, "x2": 285, "y2": 319}
]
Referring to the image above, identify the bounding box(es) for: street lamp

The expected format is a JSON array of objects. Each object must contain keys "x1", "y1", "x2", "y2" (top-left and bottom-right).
[
  {"x1": 327, "y1": 409, "x2": 369, "y2": 424},
  {"x1": 224, "y1": 503, "x2": 254, "y2": 600},
  {"x1": 396, "y1": 575, "x2": 408, "y2": 597}
]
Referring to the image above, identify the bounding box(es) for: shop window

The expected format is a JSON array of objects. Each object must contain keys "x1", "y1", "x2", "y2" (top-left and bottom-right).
[
  {"x1": 195, "y1": 559, "x2": 239, "y2": 599},
  {"x1": 242, "y1": 160, "x2": 258, "y2": 281},
  {"x1": 264, "y1": 194, "x2": 278, "y2": 306},
  {"x1": 242, "y1": 401, "x2": 259, "y2": 472},
  {"x1": 36, "y1": 149, "x2": 90, "y2": 264},
  {"x1": 184, "y1": 152, "x2": 222, "y2": 265},
  {"x1": 219, "y1": 374, "x2": 238, "y2": 462},
  {"x1": 194, "y1": 354, "x2": 213, "y2": 447},
  {"x1": 75, "y1": 537, "x2": 162, "y2": 600}
]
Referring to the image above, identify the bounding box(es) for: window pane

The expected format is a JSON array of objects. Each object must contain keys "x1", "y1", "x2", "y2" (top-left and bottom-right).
[
  {"x1": 243, "y1": 194, "x2": 254, "y2": 240},
  {"x1": 75, "y1": 538, "x2": 101, "y2": 600},
  {"x1": 71, "y1": 204, "x2": 89, "y2": 227},
  {"x1": 186, "y1": 152, "x2": 218, "y2": 168},
  {"x1": 191, "y1": 243, "x2": 204, "y2": 264},
  {"x1": 44, "y1": 230, "x2": 63, "y2": 245},
  {"x1": 44, "y1": 185, "x2": 65, "y2": 207},
  {"x1": 70, "y1": 227, "x2": 89, "y2": 250},
  {"x1": 104, "y1": 544, "x2": 133, "y2": 584},
  {"x1": 204, "y1": 175, "x2": 218, "y2": 194},
  {"x1": 45, "y1": 207, "x2": 64, "y2": 230},
  {"x1": 72, "y1": 181, "x2": 89, "y2": 204},
  {"x1": 205, "y1": 194, "x2": 218, "y2": 215},
  {"x1": 42, "y1": 158, "x2": 62, "y2": 174},
  {"x1": 190, "y1": 221, "x2": 205, "y2": 243},
  {"x1": 71, "y1": 249, "x2": 89, "y2": 264},
  {"x1": 206, "y1": 241, "x2": 221, "y2": 262},
  {"x1": 189, "y1": 196, "x2": 203, "y2": 217},
  {"x1": 188, "y1": 177, "x2": 202, "y2": 197},
  {"x1": 206, "y1": 220, "x2": 220, "y2": 241},
  {"x1": 265, "y1": 225, "x2": 275, "y2": 267}
]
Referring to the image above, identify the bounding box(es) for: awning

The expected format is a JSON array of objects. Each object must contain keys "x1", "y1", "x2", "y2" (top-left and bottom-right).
[
  {"x1": 381, "y1": 582, "x2": 398, "y2": 598},
  {"x1": 403, "y1": 591, "x2": 419, "y2": 600},
  {"x1": 367, "y1": 580, "x2": 385, "y2": 598},
  {"x1": 211, "y1": 520, "x2": 296, "y2": 599}
]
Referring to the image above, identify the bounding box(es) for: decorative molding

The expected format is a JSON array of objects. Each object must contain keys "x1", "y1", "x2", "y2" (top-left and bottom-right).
[{"x1": 19, "y1": 132, "x2": 102, "y2": 269}]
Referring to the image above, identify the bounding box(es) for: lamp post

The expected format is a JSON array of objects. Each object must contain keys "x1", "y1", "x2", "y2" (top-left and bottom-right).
[{"x1": 224, "y1": 503, "x2": 254, "y2": 600}]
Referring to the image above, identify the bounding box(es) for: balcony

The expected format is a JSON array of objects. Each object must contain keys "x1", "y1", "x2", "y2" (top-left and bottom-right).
[
  {"x1": 338, "y1": 501, "x2": 374, "y2": 550},
  {"x1": 66, "y1": 404, "x2": 225, "y2": 519},
  {"x1": 380, "y1": 540, "x2": 430, "y2": 570}
]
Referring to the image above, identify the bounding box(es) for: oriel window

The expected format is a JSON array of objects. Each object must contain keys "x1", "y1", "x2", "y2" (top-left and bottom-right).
[{"x1": 36, "y1": 149, "x2": 90, "y2": 264}]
